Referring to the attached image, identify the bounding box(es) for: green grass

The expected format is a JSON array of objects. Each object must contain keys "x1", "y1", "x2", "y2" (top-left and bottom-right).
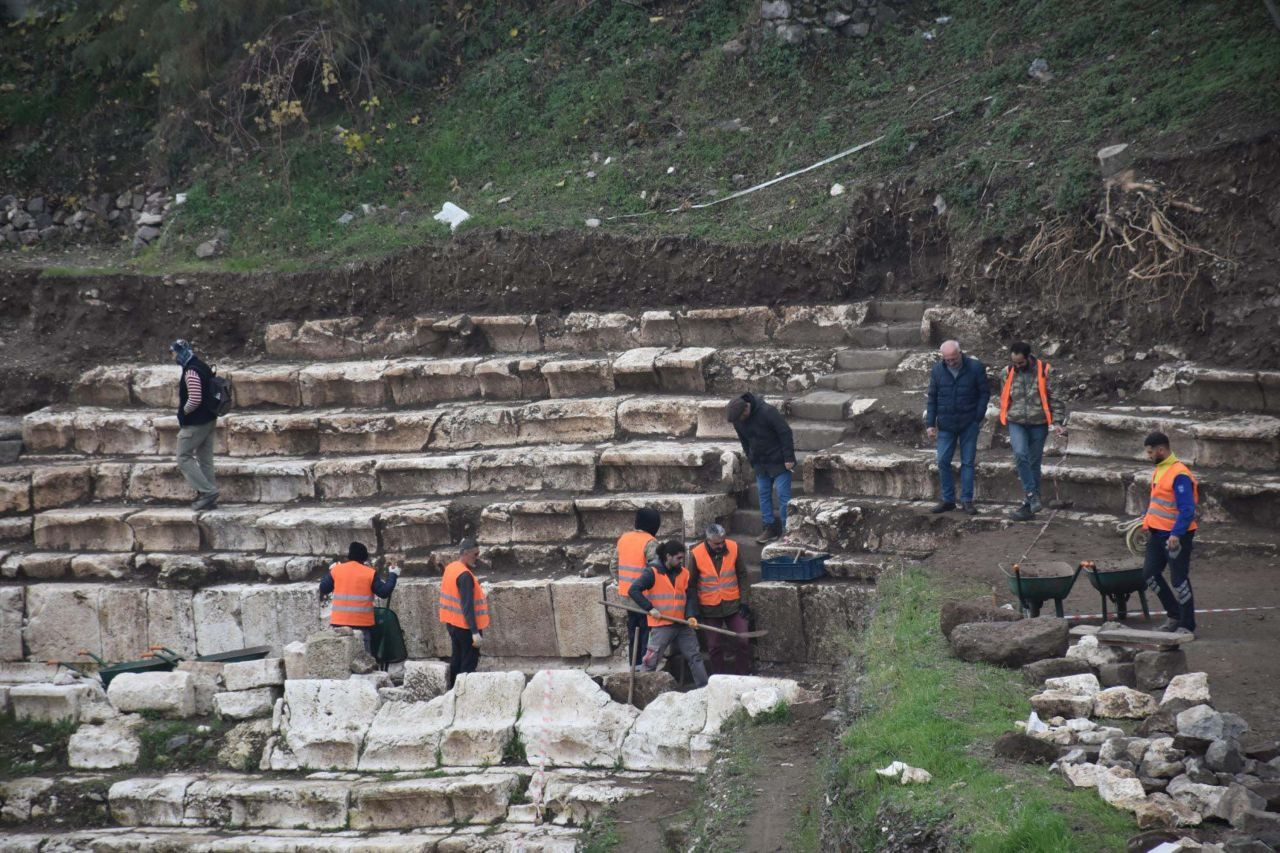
[
  {"x1": 804, "y1": 565, "x2": 1135, "y2": 851},
  {"x1": 0, "y1": 713, "x2": 74, "y2": 778},
  {"x1": 579, "y1": 812, "x2": 623, "y2": 853},
  {"x1": 136, "y1": 717, "x2": 230, "y2": 771}
]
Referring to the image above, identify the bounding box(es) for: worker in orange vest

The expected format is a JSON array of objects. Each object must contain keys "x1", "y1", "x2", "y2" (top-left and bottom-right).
[
  {"x1": 439, "y1": 538, "x2": 489, "y2": 686},
  {"x1": 629, "y1": 539, "x2": 709, "y2": 687},
  {"x1": 613, "y1": 507, "x2": 661, "y2": 670},
  {"x1": 1141, "y1": 432, "x2": 1198, "y2": 634},
  {"x1": 318, "y1": 541, "x2": 400, "y2": 654},
  {"x1": 1000, "y1": 341, "x2": 1066, "y2": 521},
  {"x1": 689, "y1": 523, "x2": 752, "y2": 675}
]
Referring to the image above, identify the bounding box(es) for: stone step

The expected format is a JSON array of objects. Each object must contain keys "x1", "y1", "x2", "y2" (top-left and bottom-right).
[
  {"x1": 815, "y1": 369, "x2": 889, "y2": 392},
  {"x1": 0, "y1": 441, "x2": 746, "y2": 512},
  {"x1": 834, "y1": 348, "x2": 910, "y2": 371},
  {"x1": 787, "y1": 390, "x2": 853, "y2": 421},
  {"x1": 846, "y1": 323, "x2": 922, "y2": 349},
  {"x1": 1066, "y1": 407, "x2": 1280, "y2": 471},
  {"x1": 1138, "y1": 363, "x2": 1280, "y2": 414},
  {"x1": 790, "y1": 420, "x2": 848, "y2": 451},
  {"x1": 867, "y1": 300, "x2": 928, "y2": 322},
  {"x1": 26, "y1": 492, "x2": 739, "y2": 556}
]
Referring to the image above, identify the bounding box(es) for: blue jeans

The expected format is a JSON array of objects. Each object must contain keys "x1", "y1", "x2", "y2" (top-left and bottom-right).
[
  {"x1": 756, "y1": 470, "x2": 792, "y2": 527},
  {"x1": 1008, "y1": 422, "x2": 1049, "y2": 498},
  {"x1": 936, "y1": 420, "x2": 981, "y2": 503},
  {"x1": 1144, "y1": 530, "x2": 1195, "y2": 631}
]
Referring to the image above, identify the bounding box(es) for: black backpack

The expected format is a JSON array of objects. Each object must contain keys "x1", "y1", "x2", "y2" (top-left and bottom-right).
[{"x1": 208, "y1": 369, "x2": 233, "y2": 416}]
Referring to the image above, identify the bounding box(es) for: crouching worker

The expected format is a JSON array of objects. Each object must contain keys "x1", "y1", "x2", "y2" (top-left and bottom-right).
[
  {"x1": 630, "y1": 539, "x2": 709, "y2": 687},
  {"x1": 319, "y1": 541, "x2": 400, "y2": 654}
]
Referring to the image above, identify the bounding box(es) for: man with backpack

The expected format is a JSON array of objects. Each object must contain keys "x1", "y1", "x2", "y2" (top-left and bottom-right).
[{"x1": 170, "y1": 339, "x2": 227, "y2": 510}]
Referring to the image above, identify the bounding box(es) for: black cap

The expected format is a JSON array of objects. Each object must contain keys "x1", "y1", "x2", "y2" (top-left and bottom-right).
[{"x1": 347, "y1": 541, "x2": 369, "y2": 563}]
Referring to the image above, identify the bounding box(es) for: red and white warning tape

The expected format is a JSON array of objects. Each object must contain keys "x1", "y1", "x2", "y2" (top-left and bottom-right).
[{"x1": 1065, "y1": 605, "x2": 1280, "y2": 621}]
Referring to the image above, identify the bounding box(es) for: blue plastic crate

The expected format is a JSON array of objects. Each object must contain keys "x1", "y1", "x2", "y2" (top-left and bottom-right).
[{"x1": 760, "y1": 553, "x2": 829, "y2": 582}]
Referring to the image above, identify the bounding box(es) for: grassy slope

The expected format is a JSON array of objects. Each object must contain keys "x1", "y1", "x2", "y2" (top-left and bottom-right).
[
  {"x1": 6, "y1": 0, "x2": 1275, "y2": 272},
  {"x1": 804, "y1": 565, "x2": 1135, "y2": 851}
]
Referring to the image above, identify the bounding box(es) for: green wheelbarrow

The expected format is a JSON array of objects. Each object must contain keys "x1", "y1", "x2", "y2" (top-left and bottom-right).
[
  {"x1": 1081, "y1": 559, "x2": 1151, "y2": 622},
  {"x1": 63, "y1": 646, "x2": 182, "y2": 690},
  {"x1": 1001, "y1": 561, "x2": 1082, "y2": 618}
]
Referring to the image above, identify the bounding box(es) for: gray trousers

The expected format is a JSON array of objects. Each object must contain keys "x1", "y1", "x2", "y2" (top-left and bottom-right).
[
  {"x1": 176, "y1": 421, "x2": 217, "y2": 496},
  {"x1": 641, "y1": 624, "x2": 709, "y2": 687}
]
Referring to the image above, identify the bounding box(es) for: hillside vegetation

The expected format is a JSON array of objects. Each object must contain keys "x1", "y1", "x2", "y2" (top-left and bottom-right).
[{"x1": 1, "y1": 0, "x2": 1277, "y2": 273}]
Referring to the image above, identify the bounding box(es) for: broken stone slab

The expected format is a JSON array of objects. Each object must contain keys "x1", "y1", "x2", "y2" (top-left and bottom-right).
[
  {"x1": 517, "y1": 670, "x2": 640, "y2": 768},
  {"x1": 1094, "y1": 686, "x2": 1159, "y2": 719},
  {"x1": 374, "y1": 454, "x2": 469, "y2": 496},
  {"x1": 174, "y1": 661, "x2": 224, "y2": 716},
  {"x1": 1162, "y1": 672, "x2": 1211, "y2": 713},
  {"x1": 1133, "y1": 792, "x2": 1203, "y2": 829},
  {"x1": 256, "y1": 506, "x2": 380, "y2": 555},
  {"x1": 550, "y1": 577, "x2": 611, "y2": 658},
  {"x1": 107, "y1": 671, "x2": 196, "y2": 718},
  {"x1": 347, "y1": 772, "x2": 519, "y2": 829},
  {"x1": 438, "y1": 671, "x2": 525, "y2": 766},
  {"x1": 542, "y1": 357, "x2": 615, "y2": 398},
  {"x1": 129, "y1": 507, "x2": 203, "y2": 552},
  {"x1": 213, "y1": 687, "x2": 281, "y2": 720},
  {"x1": 357, "y1": 693, "x2": 454, "y2": 771},
  {"x1": 224, "y1": 364, "x2": 303, "y2": 407},
  {"x1": 775, "y1": 304, "x2": 867, "y2": 345},
  {"x1": 225, "y1": 412, "x2": 319, "y2": 456},
  {"x1": 402, "y1": 660, "x2": 450, "y2": 702},
  {"x1": 702, "y1": 675, "x2": 800, "y2": 734},
  {"x1": 677, "y1": 306, "x2": 776, "y2": 346},
  {"x1": 304, "y1": 630, "x2": 364, "y2": 681},
  {"x1": 1097, "y1": 765, "x2": 1148, "y2": 811},
  {"x1": 107, "y1": 775, "x2": 199, "y2": 826},
  {"x1": 654, "y1": 347, "x2": 716, "y2": 393},
  {"x1": 379, "y1": 501, "x2": 452, "y2": 553},
  {"x1": 384, "y1": 357, "x2": 483, "y2": 406},
  {"x1": 1044, "y1": 673, "x2": 1102, "y2": 696},
  {"x1": 483, "y1": 580, "x2": 561, "y2": 658},
  {"x1": 469, "y1": 447, "x2": 597, "y2": 494},
  {"x1": 10, "y1": 683, "x2": 96, "y2": 724},
  {"x1": 1167, "y1": 773, "x2": 1228, "y2": 816},
  {"x1": 1021, "y1": 656, "x2": 1095, "y2": 684},
  {"x1": 1030, "y1": 690, "x2": 1096, "y2": 719},
  {"x1": 939, "y1": 597, "x2": 1021, "y2": 640},
  {"x1": 621, "y1": 688, "x2": 710, "y2": 773},
  {"x1": 749, "y1": 581, "x2": 806, "y2": 663},
  {"x1": 949, "y1": 616, "x2": 1069, "y2": 667},
  {"x1": 183, "y1": 776, "x2": 351, "y2": 829},
  {"x1": 68, "y1": 715, "x2": 143, "y2": 769},
  {"x1": 517, "y1": 397, "x2": 619, "y2": 445},
  {"x1": 470, "y1": 314, "x2": 542, "y2": 352},
  {"x1": 1135, "y1": 649, "x2": 1189, "y2": 691},
  {"x1": 1060, "y1": 761, "x2": 1103, "y2": 788},
  {"x1": 478, "y1": 500, "x2": 578, "y2": 545},
  {"x1": 33, "y1": 506, "x2": 137, "y2": 551},
  {"x1": 1066, "y1": 634, "x2": 1129, "y2": 667},
  {"x1": 282, "y1": 678, "x2": 382, "y2": 770},
  {"x1": 616, "y1": 396, "x2": 700, "y2": 438},
  {"x1": 546, "y1": 311, "x2": 638, "y2": 351},
  {"x1": 298, "y1": 360, "x2": 392, "y2": 408},
  {"x1": 317, "y1": 411, "x2": 439, "y2": 454}
]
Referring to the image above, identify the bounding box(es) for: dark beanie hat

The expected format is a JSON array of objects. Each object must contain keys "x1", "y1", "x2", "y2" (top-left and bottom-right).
[
  {"x1": 348, "y1": 541, "x2": 369, "y2": 563},
  {"x1": 634, "y1": 507, "x2": 660, "y2": 536}
]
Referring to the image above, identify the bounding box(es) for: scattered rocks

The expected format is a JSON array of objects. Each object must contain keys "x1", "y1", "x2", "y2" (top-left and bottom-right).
[
  {"x1": 1094, "y1": 686, "x2": 1159, "y2": 719},
  {"x1": 1021, "y1": 656, "x2": 1094, "y2": 684},
  {"x1": 756, "y1": 0, "x2": 901, "y2": 42},
  {"x1": 1206, "y1": 739, "x2": 1246, "y2": 774},
  {"x1": 1027, "y1": 58, "x2": 1053, "y2": 83},
  {"x1": 1161, "y1": 672, "x2": 1211, "y2": 713},
  {"x1": 1213, "y1": 783, "x2": 1267, "y2": 829},
  {"x1": 1097, "y1": 766, "x2": 1148, "y2": 810},
  {"x1": 1133, "y1": 792, "x2": 1203, "y2": 829},
  {"x1": 2, "y1": 188, "x2": 173, "y2": 247},
  {"x1": 1066, "y1": 634, "x2": 1128, "y2": 667}
]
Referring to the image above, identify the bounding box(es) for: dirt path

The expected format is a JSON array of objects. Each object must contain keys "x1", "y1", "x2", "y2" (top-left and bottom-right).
[{"x1": 738, "y1": 702, "x2": 832, "y2": 853}]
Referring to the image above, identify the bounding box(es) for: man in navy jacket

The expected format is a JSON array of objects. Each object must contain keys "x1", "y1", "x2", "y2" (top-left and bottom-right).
[{"x1": 924, "y1": 340, "x2": 990, "y2": 515}]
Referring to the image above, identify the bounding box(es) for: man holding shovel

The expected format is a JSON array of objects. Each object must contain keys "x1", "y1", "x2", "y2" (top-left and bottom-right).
[{"x1": 629, "y1": 539, "x2": 709, "y2": 687}]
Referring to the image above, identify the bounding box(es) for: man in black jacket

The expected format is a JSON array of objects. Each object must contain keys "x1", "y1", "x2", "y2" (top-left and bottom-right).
[
  {"x1": 726, "y1": 393, "x2": 796, "y2": 544},
  {"x1": 170, "y1": 339, "x2": 220, "y2": 510}
]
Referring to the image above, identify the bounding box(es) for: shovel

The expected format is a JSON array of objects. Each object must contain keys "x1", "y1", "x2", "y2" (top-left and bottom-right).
[{"x1": 601, "y1": 599, "x2": 769, "y2": 638}]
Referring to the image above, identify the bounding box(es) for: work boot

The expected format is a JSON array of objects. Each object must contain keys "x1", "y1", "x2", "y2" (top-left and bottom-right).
[
  {"x1": 1009, "y1": 503, "x2": 1035, "y2": 521},
  {"x1": 1174, "y1": 627, "x2": 1195, "y2": 636},
  {"x1": 930, "y1": 501, "x2": 956, "y2": 514},
  {"x1": 193, "y1": 490, "x2": 219, "y2": 511},
  {"x1": 756, "y1": 522, "x2": 779, "y2": 544},
  {"x1": 1154, "y1": 617, "x2": 1179, "y2": 632},
  {"x1": 961, "y1": 502, "x2": 978, "y2": 516},
  {"x1": 1028, "y1": 493, "x2": 1043, "y2": 513}
]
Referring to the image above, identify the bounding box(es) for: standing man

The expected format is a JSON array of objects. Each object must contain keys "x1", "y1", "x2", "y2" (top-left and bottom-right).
[
  {"x1": 726, "y1": 393, "x2": 796, "y2": 544},
  {"x1": 689, "y1": 524, "x2": 751, "y2": 675},
  {"x1": 439, "y1": 538, "x2": 489, "y2": 686},
  {"x1": 925, "y1": 340, "x2": 990, "y2": 515},
  {"x1": 170, "y1": 339, "x2": 221, "y2": 510},
  {"x1": 630, "y1": 540, "x2": 709, "y2": 688},
  {"x1": 614, "y1": 507, "x2": 661, "y2": 670},
  {"x1": 319, "y1": 541, "x2": 401, "y2": 654},
  {"x1": 1141, "y1": 433, "x2": 1198, "y2": 635},
  {"x1": 999, "y1": 341, "x2": 1065, "y2": 521}
]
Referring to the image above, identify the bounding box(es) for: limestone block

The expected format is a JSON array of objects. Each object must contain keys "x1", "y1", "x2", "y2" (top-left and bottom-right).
[
  {"x1": 1132, "y1": 792, "x2": 1203, "y2": 829},
  {"x1": 304, "y1": 630, "x2": 364, "y2": 680},
  {"x1": 24, "y1": 584, "x2": 102, "y2": 660},
  {"x1": 10, "y1": 683, "x2": 94, "y2": 724},
  {"x1": 0, "y1": 472, "x2": 30, "y2": 515},
  {"x1": 547, "y1": 311, "x2": 638, "y2": 351},
  {"x1": 775, "y1": 304, "x2": 866, "y2": 345},
  {"x1": 484, "y1": 581, "x2": 560, "y2": 657},
  {"x1": 107, "y1": 671, "x2": 196, "y2": 717},
  {"x1": 479, "y1": 501, "x2": 578, "y2": 546},
  {"x1": 130, "y1": 365, "x2": 180, "y2": 408},
  {"x1": 107, "y1": 775, "x2": 198, "y2": 826},
  {"x1": 621, "y1": 689, "x2": 710, "y2": 772},
  {"x1": 214, "y1": 687, "x2": 280, "y2": 719},
  {"x1": 22, "y1": 407, "x2": 79, "y2": 452},
  {"x1": 439, "y1": 671, "x2": 526, "y2": 766},
  {"x1": 749, "y1": 582, "x2": 806, "y2": 663},
  {"x1": 684, "y1": 306, "x2": 776, "y2": 344},
  {"x1": 34, "y1": 507, "x2": 136, "y2": 552},
  {"x1": 243, "y1": 584, "x2": 321, "y2": 654},
  {"x1": 98, "y1": 586, "x2": 149, "y2": 662},
  {"x1": 1044, "y1": 673, "x2": 1102, "y2": 696},
  {"x1": 1031, "y1": 690, "x2": 1096, "y2": 719},
  {"x1": 518, "y1": 670, "x2": 640, "y2": 767},
  {"x1": 68, "y1": 715, "x2": 142, "y2": 769},
  {"x1": 703, "y1": 675, "x2": 800, "y2": 734},
  {"x1": 471, "y1": 314, "x2": 541, "y2": 352},
  {"x1": 0, "y1": 516, "x2": 32, "y2": 542},
  {"x1": 147, "y1": 589, "x2": 197, "y2": 657},
  {"x1": 800, "y1": 583, "x2": 873, "y2": 664},
  {"x1": 469, "y1": 448, "x2": 596, "y2": 493},
  {"x1": 175, "y1": 661, "x2": 225, "y2": 715},
  {"x1": 1161, "y1": 672, "x2": 1211, "y2": 710},
  {"x1": 31, "y1": 465, "x2": 91, "y2": 510},
  {"x1": 475, "y1": 355, "x2": 550, "y2": 399},
  {"x1": 348, "y1": 771, "x2": 519, "y2": 829},
  {"x1": 1167, "y1": 774, "x2": 1227, "y2": 816},
  {"x1": 1094, "y1": 686, "x2": 1159, "y2": 719},
  {"x1": 278, "y1": 678, "x2": 381, "y2": 769},
  {"x1": 194, "y1": 506, "x2": 270, "y2": 552},
  {"x1": 123, "y1": 461, "x2": 195, "y2": 502},
  {"x1": 617, "y1": 396, "x2": 700, "y2": 438},
  {"x1": 639, "y1": 310, "x2": 681, "y2": 346},
  {"x1": 430, "y1": 404, "x2": 521, "y2": 450},
  {"x1": 403, "y1": 661, "x2": 450, "y2": 701},
  {"x1": 384, "y1": 579, "x2": 448, "y2": 659},
  {"x1": 0, "y1": 586, "x2": 23, "y2": 661},
  {"x1": 551, "y1": 577, "x2": 611, "y2": 658},
  {"x1": 1097, "y1": 765, "x2": 1147, "y2": 811},
  {"x1": 72, "y1": 365, "x2": 134, "y2": 406},
  {"x1": 655, "y1": 347, "x2": 716, "y2": 393},
  {"x1": 224, "y1": 364, "x2": 302, "y2": 407},
  {"x1": 611, "y1": 347, "x2": 665, "y2": 391},
  {"x1": 385, "y1": 357, "x2": 482, "y2": 406},
  {"x1": 90, "y1": 462, "x2": 131, "y2": 502},
  {"x1": 225, "y1": 413, "x2": 319, "y2": 457},
  {"x1": 283, "y1": 641, "x2": 307, "y2": 680},
  {"x1": 183, "y1": 776, "x2": 351, "y2": 829},
  {"x1": 543, "y1": 358, "x2": 615, "y2": 398},
  {"x1": 310, "y1": 457, "x2": 377, "y2": 500},
  {"x1": 375, "y1": 455, "x2": 470, "y2": 496},
  {"x1": 257, "y1": 506, "x2": 378, "y2": 555},
  {"x1": 271, "y1": 317, "x2": 364, "y2": 359},
  {"x1": 298, "y1": 360, "x2": 391, "y2": 407},
  {"x1": 217, "y1": 459, "x2": 314, "y2": 504},
  {"x1": 319, "y1": 411, "x2": 440, "y2": 454},
  {"x1": 129, "y1": 507, "x2": 202, "y2": 552},
  {"x1": 357, "y1": 694, "x2": 454, "y2": 771},
  {"x1": 518, "y1": 398, "x2": 618, "y2": 444},
  {"x1": 223, "y1": 658, "x2": 285, "y2": 691},
  {"x1": 379, "y1": 501, "x2": 452, "y2": 553},
  {"x1": 193, "y1": 586, "x2": 246, "y2": 656},
  {"x1": 74, "y1": 410, "x2": 158, "y2": 455},
  {"x1": 3, "y1": 552, "x2": 71, "y2": 580}
]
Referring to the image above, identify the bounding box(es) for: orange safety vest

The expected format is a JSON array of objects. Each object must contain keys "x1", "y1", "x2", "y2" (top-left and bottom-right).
[
  {"x1": 691, "y1": 540, "x2": 741, "y2": 607},
  {"x1": 999, "y1": 359, "x2": 1053, "y2": 426},
  {"x1": 616, "y1": 530, "x2": 655, "y2": 597},
  {"x1": 329, "y1": 560, "x2": 376, "y2": 628},
  {"x1": 439, "y1": 560, "x2": 490, "y2": 630},
  {"x1": 647, "y1": 566, "x2": 691, "y2": 628},
  {"x1": 1144, "y1": 461, "x2": 1198, "y2": 533}
]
